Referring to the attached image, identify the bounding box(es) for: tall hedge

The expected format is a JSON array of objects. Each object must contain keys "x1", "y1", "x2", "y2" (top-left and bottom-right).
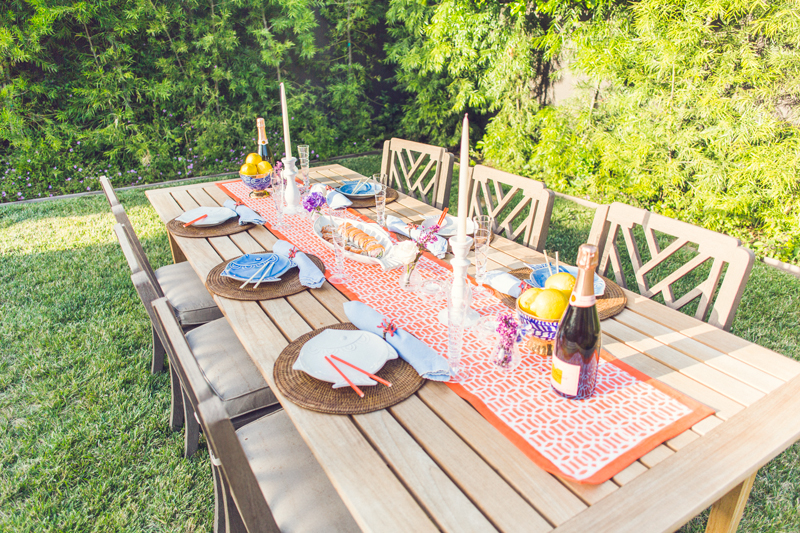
[
  {"x1": 4, "y1": 0, "x2": 799, "y2": 263},
  {"x1": 1, "y1": 0, "x2": 394, "y2": 199},
  {"x1": 386, "y1": 0, "x2": 800, "y2": 263}
]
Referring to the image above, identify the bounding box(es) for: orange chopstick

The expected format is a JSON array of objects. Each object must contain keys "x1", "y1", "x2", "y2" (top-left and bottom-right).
[
  {"x1": 437, "y1": 207, "x2": 449, "y2": 227},
  {"x1": 325, "y1": 356, "x2": 364, "y2": 397},
  {"x1": 329, "y1": 354, "x2": 392, "y2": 387},
  {"x1": 183, "y1": 214, "x2": 208, "y2": 227}
]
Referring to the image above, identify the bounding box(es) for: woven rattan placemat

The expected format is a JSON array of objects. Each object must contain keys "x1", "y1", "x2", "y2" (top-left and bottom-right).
[
  {"x1": 274, "y1": 323, "x2": 425, "y2": 415},
  {"x1": 346, "y1": 187, "x2": 399, "y2": 209},
  {"x1": 497, "y1": 267, "x2": 627, "y2": 321},
  {"x1": 206, "y1": 254, "x2": 325, "y2": 301},
  {"x1": 167, "y1": 217, "x2": 254, "y2": 238}
]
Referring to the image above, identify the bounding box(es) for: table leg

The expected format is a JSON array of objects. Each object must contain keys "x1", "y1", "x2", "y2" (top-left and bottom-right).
[
  {"x1": 169, "y1": 232, "x2": 187, "y2": 264},
  {"x1": 704, "y1": 471, "x2": 757, "y2": 533}
]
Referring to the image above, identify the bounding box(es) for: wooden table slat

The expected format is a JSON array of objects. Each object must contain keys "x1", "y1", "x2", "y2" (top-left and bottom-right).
[{"x1": 390, "y1": 395, "x2": 554, "y2": 533}]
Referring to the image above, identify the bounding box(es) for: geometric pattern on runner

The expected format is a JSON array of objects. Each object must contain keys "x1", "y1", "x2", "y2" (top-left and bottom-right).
[{"x1": 221, "y1": 181, "x2": 696, "y2": 482}]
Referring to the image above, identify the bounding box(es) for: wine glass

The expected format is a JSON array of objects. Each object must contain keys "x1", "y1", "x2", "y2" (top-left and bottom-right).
[
  {"x1": 375, "y1": 183, "x2": 387, "y2": 227},
  {"x1": 271, "y1": 170, "x2": 287, "y2": 229},
  {"x1": 327, "y1": 208, "x2": 351, "y2": 285},
  {"x1": 446, "y1": 280, "x2": 472, "y2": 382},
  {"x1": 298, "y1": 145, "x2": 310, "y2": 194},
  {"x1": 473, "y1": 228, "x2": 491, "y2": 297}
]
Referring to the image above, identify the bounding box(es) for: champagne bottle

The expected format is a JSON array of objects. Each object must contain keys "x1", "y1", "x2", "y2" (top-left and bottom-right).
[
  {"x1": 551, "y1": 244, "x2": 602, "y2": 400},
  {"x1": 256, "y1": 117, "x2": 276, "y2": 167}
]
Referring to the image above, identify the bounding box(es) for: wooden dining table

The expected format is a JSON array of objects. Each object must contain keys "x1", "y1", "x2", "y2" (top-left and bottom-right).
[{"x1": 146, "y1": 164, "x2": 800, "y2": 533}]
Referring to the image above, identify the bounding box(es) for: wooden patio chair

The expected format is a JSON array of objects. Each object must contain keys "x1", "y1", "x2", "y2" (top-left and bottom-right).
[
  {"x1": 152, "y1": 298, "x2": 359, "y2": 532},
  {"x1": 467, "y1": 165, "x2": 555, "y2": 252},
  {"x1": 588, "y1": 202, "x2": 755, "y2": 331},
  {"x1": 380, "y1": 138, "x2": 454, "y2": 210},
  {"x1": 110, "y1": 215, "x2": 223, "y2": 373},
  {"x1": 139, "y1": 285, "x2": 279, "y2": 458}
]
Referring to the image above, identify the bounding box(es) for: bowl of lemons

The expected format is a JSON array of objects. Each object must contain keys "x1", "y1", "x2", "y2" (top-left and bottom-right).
[
  {"x1": 515, "y1": 271, "x2": 574, "y2": 341},
  {"x1": 239, "y1": 153, "x2": 274, "y2": 197}
]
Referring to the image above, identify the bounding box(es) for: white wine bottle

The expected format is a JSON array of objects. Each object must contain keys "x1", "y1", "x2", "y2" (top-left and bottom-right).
[
  {"x1": 256, "y1": 117, "x2": 276, "y2": 167},
  {"x1": 551, "y1": 244, "x2": 601, "y2": 399}
]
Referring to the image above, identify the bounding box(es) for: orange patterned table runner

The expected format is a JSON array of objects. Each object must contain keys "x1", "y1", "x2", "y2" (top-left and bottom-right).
[{"x1": 220, "y1": 180, "x2": 713, "y2": 483}]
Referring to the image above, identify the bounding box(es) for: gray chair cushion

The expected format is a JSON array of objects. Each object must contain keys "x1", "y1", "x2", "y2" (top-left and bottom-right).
[
  {"x1": 155, "y1": 262, "x2": 224, "y2": 325},
  {"x1": 238, "y1": 410, "x2": 360, "y2": 533},
  {"x1": 186, "y1": 319, "x2": 278, "y2": 418}
]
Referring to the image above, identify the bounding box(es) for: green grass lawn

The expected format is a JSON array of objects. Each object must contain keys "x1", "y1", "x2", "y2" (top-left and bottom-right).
[{"x1": 1, "y1": 160, "x2": 798, "y2": 531}]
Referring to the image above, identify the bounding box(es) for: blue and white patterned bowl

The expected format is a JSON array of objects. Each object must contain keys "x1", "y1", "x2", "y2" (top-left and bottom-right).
[
  {"x1": 516, "y1": 299, "x2": 561, "y2": 341},
  {"x1": 525, "y1": 263, "x2": 606, "y2": 297},
  {"x1": 240, "y1": 172, "x2": 273, "y2": 191}
]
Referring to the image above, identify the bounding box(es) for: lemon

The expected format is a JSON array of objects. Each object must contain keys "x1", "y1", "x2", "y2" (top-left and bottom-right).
[
  {"x1": 239, "y1": 163, "x2": 258, "y2": 176},
  {"x1": 518, "y1": 288, "x2": 542, "y2": 315},
  {"x1": 545, "y1": 272, "x2": 576, "y2": 297},
  {"x1": 531, "y1": 288, "x2": 568, "y2": 320},
  {"x1": 245, "y1": 153, "x2": 263, "y2": 165},
  {"x1": 256, "y1": 160, "x2": 273, "y2": 175}
]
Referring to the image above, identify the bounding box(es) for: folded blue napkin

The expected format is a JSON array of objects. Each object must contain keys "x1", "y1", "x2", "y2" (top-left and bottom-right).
[
  {"x1": 224, "y1": 199, "x2": 266, "y2": 225},
  {"x1": 386, "y1": 215, "x2": 448, "y2": 259},
  {"x1": 273, "y1": 240, "x2": 325, "y2": 289},
  {"x1": 484, "y1": 270, "x2": 528, "y2": 298},
  {"x1": 343, "y1": 301, "x2": 451, "y2": 381},
  {"x1": 310, "y1": 184, "x2": 352, "y2": 209}
]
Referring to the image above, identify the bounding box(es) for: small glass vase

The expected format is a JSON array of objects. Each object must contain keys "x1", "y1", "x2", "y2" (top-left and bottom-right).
[
  {"x1": 399, "y1": 261, "x2": 422, "y2": 292},
  {"x1": 491, "y1": 340, "x2": 522, "y2": 373}
]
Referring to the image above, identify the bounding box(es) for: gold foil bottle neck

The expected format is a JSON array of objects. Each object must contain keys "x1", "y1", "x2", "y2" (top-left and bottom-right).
[
  {"x1": 256, "y1": 117, "x2": 267, "y2": 145},
  {"x1": 575, "y1": 244, "x2": 599, "y2": 270}
]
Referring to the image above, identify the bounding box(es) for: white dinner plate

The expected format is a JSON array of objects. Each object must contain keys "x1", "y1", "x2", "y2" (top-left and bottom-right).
[
  {"x1": 293, "y1": 329, "x2": 398, "y2": 388},
  {"x1": 175, "y1": 206, "x2": 238, "y2": 227},
  {"x1": 421, "y1": 215, "x2": 475, "y2": 237}
]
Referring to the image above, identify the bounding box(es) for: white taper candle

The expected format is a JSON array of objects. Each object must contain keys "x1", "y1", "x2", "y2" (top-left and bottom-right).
[
  {"x1": 457, "y1": 113, "x2": 469, "y2": 242},
  {"x1": 280, "y1": 83, "x2": 292, "y2": 159}
]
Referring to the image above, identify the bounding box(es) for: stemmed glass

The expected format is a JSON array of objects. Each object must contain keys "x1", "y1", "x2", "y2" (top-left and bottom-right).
[
  {"x1": 472, "y1": 215, "x2": 493, "y2": 296},
  {"x1": 271, "y1": 170, "x2": 287, "y2": 229},
  {"x1": 375, "y1": 183, "x2": 387, "y2": 227},
  {"x1": 298, "y1": 145, "x2": 310, "y2": 195},
  {"x1": 327, "y1": 207, "x2": 351, "y2": 285},
  {"x1": 447, "y1": 281, "x2": 472, "y2": 382}
]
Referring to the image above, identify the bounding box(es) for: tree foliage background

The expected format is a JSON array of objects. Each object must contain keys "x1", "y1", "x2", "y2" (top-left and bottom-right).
[{"x1": 3, "y1": 0, "x2": 799, "y2": 262}]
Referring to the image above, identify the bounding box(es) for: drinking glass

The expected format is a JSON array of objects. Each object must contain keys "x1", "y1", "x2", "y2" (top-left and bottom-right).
[
  {"x1": 473, "y1": 214, "x2": 493, "y2": 233},
  {"x1": 473, "y1": 228, "x2": 491, "y2": 296},
  {"x1": 298, "y1": 145, "x2": 311, "y2": 194},
  {"x1": 375, "y1": 183, "x2": 387, "y2": 227},
  {"x1": 328, "y1": 208, "x2": 351, "y2": 285},
  {"x1": 271, "y1": 170, "x2": 287, "y2": 229},
  {"x1": 446, "y1": 281, "x2": 472, "y2": 381}
]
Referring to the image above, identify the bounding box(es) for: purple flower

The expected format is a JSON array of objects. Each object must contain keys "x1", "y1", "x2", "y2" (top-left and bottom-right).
[
  {"x1": 496, "y1": 313, "x2": 518, "y2": 353},
  {"x1": 302, "y1": 192, "x2": 325, "y2": 213}
]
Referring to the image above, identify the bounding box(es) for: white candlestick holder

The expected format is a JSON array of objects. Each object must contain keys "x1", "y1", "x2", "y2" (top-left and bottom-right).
[
  {"x1": 281, "y1": 156, "x2": 303, "y2": 215},
  {"x1": 438, "y1": 236, "x2": 480, "y2": 327}
]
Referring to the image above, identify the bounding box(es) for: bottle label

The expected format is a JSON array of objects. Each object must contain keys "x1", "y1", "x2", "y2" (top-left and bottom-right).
[
  {"x1": 551, "y1": 356, "x2": 580, "y2": 396},
  {"x1": 570, "y1": 293, "x2": 596, "y2": 308}
]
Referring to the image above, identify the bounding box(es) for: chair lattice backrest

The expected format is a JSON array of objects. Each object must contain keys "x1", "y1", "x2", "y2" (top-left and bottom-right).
[
  {"x1": 466, "y1": 165, "x2": 555, "y2": 252},
  {"x1": 152, "y1": 298, "x2": 280, "y2": 533},
  {"x1": 380, "y1": 138, "x2": 454, "y2": 210},
  {"x1": 588, "y1": 202, "x2": 755, "y2": 331}
]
